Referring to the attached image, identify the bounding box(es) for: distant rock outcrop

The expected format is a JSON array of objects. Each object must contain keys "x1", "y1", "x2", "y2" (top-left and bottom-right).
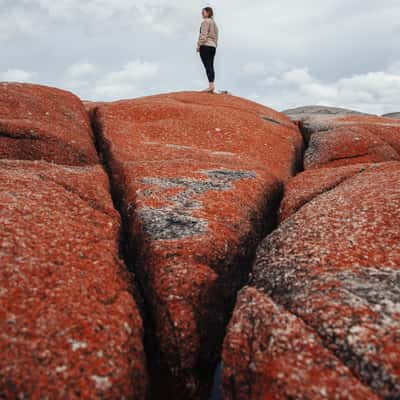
[
  {"x1": 383, "y1": 112, "x2": 400, "y2": 119},
  {"x1": 285, "y1": 106, "x2": 400, "y2": 169}
]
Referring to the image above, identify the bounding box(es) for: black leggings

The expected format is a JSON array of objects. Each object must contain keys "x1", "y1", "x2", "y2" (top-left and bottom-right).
[{"x1": 200, "y1": 45, "x2": 216, "y2": 83}]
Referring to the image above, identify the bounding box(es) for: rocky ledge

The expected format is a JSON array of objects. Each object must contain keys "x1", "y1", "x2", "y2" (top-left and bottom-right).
[{"x1": 0, "y1": 87, "x2": 398, "y2": 400}]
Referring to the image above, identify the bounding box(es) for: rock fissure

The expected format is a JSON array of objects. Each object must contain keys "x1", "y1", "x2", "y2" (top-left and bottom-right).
[
  {"x1": 221, "y1": 107, "x2": 400, "y2": 399},
  {"x1": 86, "y1": 93, "x2": 304, "y2": 399}
]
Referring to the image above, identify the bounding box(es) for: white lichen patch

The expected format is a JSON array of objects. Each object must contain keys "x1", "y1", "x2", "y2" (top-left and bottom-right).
[{"x1": 91, "y1": 375, "x2": 112, "y2": 391}]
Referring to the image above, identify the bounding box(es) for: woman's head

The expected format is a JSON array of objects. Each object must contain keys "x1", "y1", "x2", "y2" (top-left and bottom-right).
[{"x1": 202, "y1": 7, "x2": 214, "y2": 18}]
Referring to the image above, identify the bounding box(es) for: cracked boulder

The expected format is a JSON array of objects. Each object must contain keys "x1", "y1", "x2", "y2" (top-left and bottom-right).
[
  {"x1": 225, "y1": 161, "x2": 400, "y2": 399},
  {"x1": 0, "y1": 83, "x2": 98, "y2": 165},
  {"x1": 0, "y1": 160, "x2": 147, "y2": 399},
  {"x1": 285, "y1": 105, "x2": 400, "y2": 169},
  {"x1": 92, "y1": 92, "x2": 303, "y2": 398},
  {"x1": 222, "y1": 287, "x2": 379, "y2": 400},
  {"x1": 279, "y1": 162, "x2": 379, "y2": 221}
]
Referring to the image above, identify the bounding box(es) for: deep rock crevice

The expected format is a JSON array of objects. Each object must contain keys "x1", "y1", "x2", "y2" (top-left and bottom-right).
[
  {"x1": 87, "y1": 102, "x2": 304, "y2": 400},
  {"x1": 227, "y1": 115, "x2": 400, "y2": 399}
]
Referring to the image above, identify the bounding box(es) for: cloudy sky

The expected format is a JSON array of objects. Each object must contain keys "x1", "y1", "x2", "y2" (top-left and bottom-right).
[{"x1": 1, "y1": 0, "x2": 399, "y2": 114}]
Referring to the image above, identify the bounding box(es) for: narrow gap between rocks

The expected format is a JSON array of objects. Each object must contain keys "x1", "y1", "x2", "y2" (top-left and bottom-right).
[
  {"x1": 88, "y1": 108, "x2": 160, "y2": 400},
  {"x1": 88, "y1": 107, "x2": 306, "y2": 400},
  {"x1": 209, "y1": 118, "x2": 307, "y2": 400}
]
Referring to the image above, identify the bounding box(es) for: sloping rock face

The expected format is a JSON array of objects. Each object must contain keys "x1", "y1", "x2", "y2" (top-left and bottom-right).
[
  {"x1": 285, "y1": 106, "x2": 400, "y2": 169},
  {"x1": 0, "y1": 83, "x2": 99, "y2": 165},
  {"x1": 223, "y1": 159, "x2": 400, "y2": 396},
  {"x1": 91, "y1": 92, "x2": 303, "y2": 398},
  {"x1": 0, "y1": 84, "x2": 147, "y2": 399},
  {"x1": 279, "y1": 162, "x2": 377, "y2": 221}
]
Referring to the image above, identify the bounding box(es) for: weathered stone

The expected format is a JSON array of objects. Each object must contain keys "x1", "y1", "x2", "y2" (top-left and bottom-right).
[
  {"x1": 304, "y1": 122, "x2": 400, "y2": 169},
  {"x1": 0, "y1": 160, "x2": 147, "y2": 399},
  {"x1": 222, "y1": 287, "x2": 379, "y2": 400},
  {"x1": 383, "y1": 112, "x2": 400, "y2": 119},
  {"x1": 0, "y1": 83, "x2": 98, "y2": 165},
  {"x1": 92, "y1": 92, "x2": 303, "y2": 398},
  {"x1": 279, "y1": 163, "x2": 377, "y2": 221},
  {"x1": 284, "y1": 105, "x2": 369, "y2": 139},
  {"x1": 246, "y1": 161, "x2": 400, "y2": 399},
  {"x1": 285, "y1": 106, "x2": 400, "y2": 169}
]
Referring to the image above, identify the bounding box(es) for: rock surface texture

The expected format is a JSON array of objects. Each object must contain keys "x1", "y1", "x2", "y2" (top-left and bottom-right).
[
  {"x1": 2, "y1": 86, "x2": 399, "y2": 400},
  {"x1": 223, "y1": 104, "x2": 400, "y2": 400},
  {"x1": 0, "y1": 84, "x2": 147, "y2": 399},
  {"x1": 0, "y1": 83, "x2": 98, "y2": 165},
  {"x1": 91, "y1": 92, "x2": 303, "y2": 398},
  {"x1": 285, "y1": 106, "x2": 400, "y2": 169}
]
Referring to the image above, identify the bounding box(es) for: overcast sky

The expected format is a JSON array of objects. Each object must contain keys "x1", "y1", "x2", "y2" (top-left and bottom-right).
[{"x1": 1, "y1": 0, "x2": 399, "y2": 114}]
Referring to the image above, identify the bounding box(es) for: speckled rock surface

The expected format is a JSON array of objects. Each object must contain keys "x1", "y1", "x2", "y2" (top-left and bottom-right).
[
  {"x1": 0, "y1": 83, "x2": 98, "y2": 165},
  {"x1": 222, "y1": 287, "x2": 379, "y2": 400},
  {"x1": 0, "y1": 160, "x2": 147, "y2": 399},
  {"x1": 241, "y1": 161, "x2": 400, "y2": 399},
  {"x1": 92, "y1": 92, "x2": 303, "y2": 398},
  {"x1": 304, "y1": 121, "x2": 400, "y2": 169},
  {"x1": 284, "y1": 105, "x2": 400, "y2": 170},
  {"x1": 279, "y1": 163, "x2": 380, "y2": 221}
]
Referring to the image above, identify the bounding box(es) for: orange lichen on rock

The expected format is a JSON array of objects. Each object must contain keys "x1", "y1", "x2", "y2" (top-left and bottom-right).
[
  {"x1": 279, "y1": 162, "x2": 378, "y2": 221},
  {"x1": 222, "y1": 287, "x2": 379, "y2": 400},
  {"x1": 0, "y1": 83, "x2": 98, "y2": 165},
  {"x1": 284, "y1": 106, "x2": 400, "y2": 170},
  {"x1": 92, "y1": 92, "x2": 303, "y2": 398},
  {"x1": 304, "y1": 124, "x2": 400, "y2": 169},
  {"x1": 237, "y1": 161, "x2": 400, "y2": 399},
  {"x1": 0, "y1": 84, "x2": 147, "y2": 399},
  {"x1": 0, "y1": 161, "x2": 147, "y2": 399}
]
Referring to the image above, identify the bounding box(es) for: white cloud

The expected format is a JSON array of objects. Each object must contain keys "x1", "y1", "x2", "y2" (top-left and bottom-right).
[
  {"x1": 0, "y1": 6, "x2": 39, "y2": 39},
  {"x1": 2, "y1": 1, "x2": 400, "y2": 113},
  {"x1": 93, "y1": 61, "x2": 159, "y2": 99},
  {"x1": 249, "y1": 61, "x2": 400, "y2": 114},
  {"x1": 65, "y1": 62, "x2": 97, "y2": 79},
  {"x1": 242, "y1": 62, "x2": 267, "y2": 76},
  {"x1": 102, "y1": 61, "x2": 159, "y2": 83},
  {"x1": 63, "y1": 60, "x2": 160, "y2": 100},
  {"x1": 0, "y1": 69, "x2": 33, "y2": 82}
]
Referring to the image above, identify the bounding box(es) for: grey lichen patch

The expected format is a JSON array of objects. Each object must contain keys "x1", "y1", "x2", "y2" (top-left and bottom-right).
[
  {"x1": 204, "y1": 169, "x2": 256, "y2": 182},
  {"x1": 251, "y1": 260, "x2": 400, "y2": 397},
  {"x1": 137, "y1": 169, "x2": 256, "y2": 240},
  {"x1": 137, "y1": 207, "x2": 208, "y2": 240},
  {"x1": 338, "y1": 268, "x2": 400, "y2": 318}
]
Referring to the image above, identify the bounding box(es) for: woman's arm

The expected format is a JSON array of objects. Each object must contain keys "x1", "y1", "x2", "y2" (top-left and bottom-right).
[{"x1": 197, "y1": 19, "x2": 210, "y2": 49}]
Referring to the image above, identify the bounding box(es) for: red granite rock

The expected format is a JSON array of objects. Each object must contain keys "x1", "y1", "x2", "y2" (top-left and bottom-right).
[
  {"x1": 0, "y1": 83, "x2": 98, "y2": 165},
  {"x1": 222, "y1": 287, "x2": 379, "y2": 400},
  {"x1": 304, "y1": 123, "x2": 400, "y2": 169},
  {"x1": 279, "y1": 163, "x2": 378, "y2": 221},
  {"x1": 246, "y1": 161, "x2": 400, "y2": 399},
  {"x1": 92, "y1": 92, "x2": 303, "y2": 398},
  {"x1": 284, "y1": 106, "x2": 400, "y2": 169},
  {"x1": 0, "y1": 160, "x2": 147, "y2": 399}
]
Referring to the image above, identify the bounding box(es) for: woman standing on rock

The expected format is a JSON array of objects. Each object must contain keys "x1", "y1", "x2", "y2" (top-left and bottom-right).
[{"x1": 197, "y1": 7, "x2": 219, "y2": 93}]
